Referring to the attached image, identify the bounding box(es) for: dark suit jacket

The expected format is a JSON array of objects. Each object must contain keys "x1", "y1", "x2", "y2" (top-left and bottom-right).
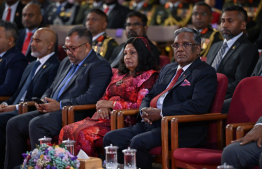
[
  {"x1": 0, "y1": 1, "x2": 25, "y2": 30},
  {"x1": 252, "y1": 56, "x2": 262, "y2": 76},
  {"x1": 42, "y1": 50, "x2": 112, "y2": 121},
  {"x1": 5, "y1": 53, "x2": 60, "y2": 105},
  {"x1": 16, "y1": 28, "x2": 35, "y2": 62},
  {"x1": 140, "y1": 58, "x2": 217, "y2": 147},
  {"x1": 207, "y1": 34, "x2": 259, "y2": 99},
  {"x1": 0, "y1": 46, "x2": 27, "y2": 96},
  {"x1": 103, "y1": 3, "x2": 132, "y2": 29}
]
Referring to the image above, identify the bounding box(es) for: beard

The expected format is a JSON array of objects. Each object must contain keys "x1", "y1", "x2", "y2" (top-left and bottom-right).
[
  {"x1": 127, "y1": 30, "x2": 138, "y2": 39},
  {"x1": 222, "y1": 29, "x2": 234, "y2": 40}
]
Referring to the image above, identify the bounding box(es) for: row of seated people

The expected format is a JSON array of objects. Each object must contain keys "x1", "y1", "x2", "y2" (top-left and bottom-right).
[{"x1": 0, "y1": 4, "x2": 261, "y2": 169}]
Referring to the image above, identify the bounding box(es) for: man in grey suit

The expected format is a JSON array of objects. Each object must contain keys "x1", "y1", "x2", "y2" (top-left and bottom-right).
[
  {"x1": 4, "y1": 26, "x2": 112, "y2": 169},
  {"x1": 222, "y1": 117, "x2": 262, "y2": 168},
  {"x1": 206, "y1": 5, "x2": 258, "y2": 99}
]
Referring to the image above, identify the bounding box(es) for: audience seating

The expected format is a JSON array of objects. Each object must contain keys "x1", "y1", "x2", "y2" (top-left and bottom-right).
[
  {"x1": 172, "y1": 76, "x2": 262, "y2": 169},
  {"x1": 115, "y1": 73, "x2": 228, "y2": 169},
  {"x1": 159, "y1": 55, "x2": 170, "y2": 69},
  {"x1": 0, "y1": 96, "x2": 11, "y2": 102}
]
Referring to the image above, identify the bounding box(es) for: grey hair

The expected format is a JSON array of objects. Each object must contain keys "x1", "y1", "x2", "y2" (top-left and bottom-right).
[{"x1": 174, "y1": 27, "x2": 201, "y2": 45}]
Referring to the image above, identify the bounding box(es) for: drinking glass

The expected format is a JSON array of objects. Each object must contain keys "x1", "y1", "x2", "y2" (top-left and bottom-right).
[
  {"x1": 122, "y1": 147, "x2": 136, "y2": 169},
  {"x1": 104, "y1": 144, "x2": 118, "y2": 169},
  {"x1": 62, "y1": 138, "x2": 75, "y2": 155},
  {"x1": 38, "y1": 136, "x2": 52, "y2": 145}
]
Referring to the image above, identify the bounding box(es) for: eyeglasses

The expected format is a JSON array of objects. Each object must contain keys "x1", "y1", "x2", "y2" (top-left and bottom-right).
[
  {"x1": 124, "y1": 22, "x2": 143, "y2": 28},
  {"x1": 192, "y1": 12, "x2": 208, "y2": 16},
  {"x1": 171, "y1": 42, "x2": 198, "y2": 50},
  {"x1": 62, "y1": 42, "x2": 89, "y2": 53}
]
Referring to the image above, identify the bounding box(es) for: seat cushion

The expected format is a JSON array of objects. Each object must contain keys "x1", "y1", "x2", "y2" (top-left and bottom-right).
[
  {"x1": 173, "y1": 148, "x2": 222, "y2": 165},
  {"x1": 150, "y1": 146, "x2": 162, "y2": 155}
]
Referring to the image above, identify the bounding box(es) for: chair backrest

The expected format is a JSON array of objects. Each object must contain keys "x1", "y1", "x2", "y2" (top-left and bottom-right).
[
  {"x1": 106, "y1": 28, "x2": 127, "y2": 44},
  {"x1": 159, "y1": 55, "x2": 170, "y2": 69},
  {"x1": 227, "y1": 76, "x2": 262, "y2": 124},
  {"x1": 206, "y1": 73, "x2": 228, "y2": 148}
]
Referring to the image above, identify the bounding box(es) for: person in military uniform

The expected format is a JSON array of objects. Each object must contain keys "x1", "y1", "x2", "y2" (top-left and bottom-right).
[
  {"x1": 86, "y1": 8, "x2": 118, "y2": 62},
  {"x1": 192, "y1": 2, "x2": 223, "y2": 57},
  {"x1": 43, "y1": 0, "x2": 79, "y2": 25},
  {"x1": 123, "y1": 0, "x2": 158, "y2": 25},
  {"x1": 149, "y1": 0, "x2": 193, "y2": 26},
  {"x1": 74, "y1": 0, "x2": 103, "y2": 25},
  {"x1": 223, "y1": 0, "x2": 262, "y2": 42}
]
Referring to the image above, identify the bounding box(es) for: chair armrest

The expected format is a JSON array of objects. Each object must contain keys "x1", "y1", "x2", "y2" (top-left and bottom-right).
[
  {"x1": 117, "y1": 109, "x2": 139, "y2": 129},
  {"x1": 67, "y1": 104, "x2": 96, "y2": 124},
  {"x1": 111, "y1": 110, "x2": 120, "y2": 131},
  {"x1": 226, "y1": 122, "x2": 256, "y2": 145},
  {"x1": 18, "y1": 102, "x2": 24, "y2": 115},
  {"x1": 169, "y1": 113, "x2": 227, "y2": 169},
  {"x1": 22, "y1": 101, "x2": 35, "y2": 114},
  {"x1": 0, "y1": 96, "x2": 11, "y2": 102},
  {"x1": 236, "y1": 123, "x2": 255, "y2": 139}
]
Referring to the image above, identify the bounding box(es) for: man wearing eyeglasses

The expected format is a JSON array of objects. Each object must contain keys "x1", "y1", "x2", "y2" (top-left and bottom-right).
[
  {"x1": 192, "y1": 2, "x2": 223, "y2": 57},
  {"x1": 110, "y1": 11, "x2": 160, "y2": 68},
  {"x1": 104, "y1": 27, "x2": 217, "y2": 169},
  {"x1": 4, "y1": 26, "x2": 112, "y2": 169}
]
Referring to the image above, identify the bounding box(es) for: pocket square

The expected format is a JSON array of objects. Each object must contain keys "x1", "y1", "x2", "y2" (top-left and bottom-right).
[{"x1": 180, "y1": 79, "x2": 191, "y2": 86}]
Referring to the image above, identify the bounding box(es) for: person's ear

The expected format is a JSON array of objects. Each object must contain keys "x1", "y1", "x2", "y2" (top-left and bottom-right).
[{"x1": 240, "y1": 20, "x2": 247, "y2": 30}]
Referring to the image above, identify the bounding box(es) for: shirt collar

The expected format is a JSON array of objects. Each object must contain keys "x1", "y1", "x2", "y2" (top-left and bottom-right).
[
  {"x1": 5, "y1": 1, "x2": 19, "y2": 10},
  {"x1": 92, "y1": 31, "x2": 105, "y2": 41},
  {"x1": 177, "y1": 62, "x2": 192, "y2": 72},
  {"x1": 0, "y1": 51, "x2": 6, "y2": 57},
  {"x1": 26, "y1": 28, "x2": 37, "y2": 34},
  {"x1": 223, "y1": 32, "x2": 243, "y2": 49},
  {"x1": 37, "y1": 52, "x2": 54, "y2": 65}
]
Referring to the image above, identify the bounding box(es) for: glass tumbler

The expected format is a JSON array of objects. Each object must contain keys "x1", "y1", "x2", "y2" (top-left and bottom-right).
[
  {"x1": 122, "y1": 147, "x2": 137, "y2": 169},
  {"x1": 38, "y1": 136, "x2": 52, "y2": 145},
  {"x1": 217, "y1": 163, "x2": 234, "y2": 169},
  {"x1": 62, "y1": 138, "x2": 75, "y2": 155},
  {"x1": 104, "y1": 144, "x2": 118, "y2": 169}
]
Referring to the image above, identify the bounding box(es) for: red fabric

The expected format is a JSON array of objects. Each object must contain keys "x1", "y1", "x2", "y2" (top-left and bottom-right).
[
  {"x1": 22, "y1": 32, "x2": 33, "y2": 55},
  {"x1": 211, "y1": 12, "x2": 221, "y2": 24},
  {"x1": 149, "y1": 146, "x2": 161, "y2": 155},
  {"x1": 173, "y1": 148, "x2": 222, "y2": 165},
  {"x1": 159, "y1": 55, "x2": 170, "y2": 69},
  {"x1": 59, "y1": 70, "x2": 158, "y2": 156},
  {"x1": 6, "y1": 8, "x2": 11, "y2": 21},
  {"x1": 150, "y1": 68, "x2": 183, "y2": 108},
  {"x1": 104, "y1": 6, "x2": 109, "y2": 14}
]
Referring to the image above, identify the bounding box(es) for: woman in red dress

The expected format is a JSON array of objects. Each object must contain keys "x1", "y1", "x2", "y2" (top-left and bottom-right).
[{"x1": 59, "y1": 37, "x2": 159, "y2": 156}]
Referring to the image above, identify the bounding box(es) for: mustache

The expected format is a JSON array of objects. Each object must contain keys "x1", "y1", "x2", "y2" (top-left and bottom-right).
[
  {"x1": 222, "y1": 28, "x2": 231, "y2": 33},
  {"x1": 127, "y1": 30, "x2": 138, "y2": 38}
]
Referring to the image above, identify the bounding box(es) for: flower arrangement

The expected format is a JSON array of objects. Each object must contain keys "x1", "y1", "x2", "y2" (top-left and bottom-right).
[{"x1": 21, "y1": 143, "x2": 80, "y2": 169}]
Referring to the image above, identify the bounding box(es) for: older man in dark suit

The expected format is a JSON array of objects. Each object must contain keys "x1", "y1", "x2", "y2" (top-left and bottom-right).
[
  {"x1": 206, "y1": 6, "x2": 259, "y2": 100},
  {"x1": 4, "y1": 26, "x2": 112, "y2": 169},
  {"x1": 104, "y1": 27, "x2": 217, "y2": 169},
  {"x1": 0, "y1": 27, "x2": 60, "y2": 169},
  {"x1": 0, "y1": 20, "x2": 27, "y2": 97}
]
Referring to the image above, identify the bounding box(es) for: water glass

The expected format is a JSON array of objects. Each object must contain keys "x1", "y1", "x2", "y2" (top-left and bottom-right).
[
  {"x1": 62, "y1": 138, "x2": 75, "y2": 155},
  {"x1": 104, "y1": 144, "x2": 118, "y2": 169},
  {"x1": 38, "y1": 136, "x2": 52, "y2": 145},
  {"x1": 122, "y1": 147, "x2": 136, "y2": 169},
  {"x1": 217, "y1": 163, "x2": 234, "y2": 169}
]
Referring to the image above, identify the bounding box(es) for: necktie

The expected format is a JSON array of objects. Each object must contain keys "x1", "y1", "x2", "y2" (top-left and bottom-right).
[
  {"x1": 52, "y1": 64, "x2": 78, "y2": 101},
  {"x1": 211, "y1": 42, "x2": 228, "y2": 70},
  {"x1": 150, "y1": 68, "x2": 183, "y2": 108},
  {"x1": 13, "y1": 61, "x2": 41, "y2": 104},
  {"x1": 22, "y1": 32, "x2": 34, "y2": 55},
  {"x1": 104, "y1": 6, "x2": 109, "y2": 14},
  {"x1": 6, "y1": 8, "x2": 11, "y2": 21}
]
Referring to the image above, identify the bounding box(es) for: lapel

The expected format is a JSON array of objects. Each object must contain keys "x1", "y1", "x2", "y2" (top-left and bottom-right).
[
  {"x1": 32, "y1": 54, "x2": 56, "y2": 85},
  {"x1": 18, "y1": 62, "x2": 33, "y2": 88},
  {"x1": 59, "y1": 51, "x2": 95, "y2": 97},
  {"x1": 208, "y1": 42, "x2": 222, "y2": 64},
  {"x1": 217, "y1": 34, "x2": 245, "y2": 72}
]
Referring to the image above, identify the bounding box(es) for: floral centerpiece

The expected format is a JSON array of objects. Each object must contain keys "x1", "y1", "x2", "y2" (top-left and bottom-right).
[{"x1": 21, "y1": 143, "x2": 80, "y2": 169}]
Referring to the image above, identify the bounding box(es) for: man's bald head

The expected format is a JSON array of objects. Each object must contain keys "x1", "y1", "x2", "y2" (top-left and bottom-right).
[
  {"x1": 31, "y1": 27, "x2": 57, "y2": 58},
  {"x1": 22, "y1": 3, "x2": 42, "y2": 31}
]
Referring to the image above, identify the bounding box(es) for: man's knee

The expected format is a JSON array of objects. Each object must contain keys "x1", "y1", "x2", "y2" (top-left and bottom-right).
[
  {"x1": 221, "y1": 143, "x2": 240, "y2": 163},
  {"x1": 6, "y1": 116, "x2": 18, "y2": 134},
  {"x1": 28, "y1": 117, "x2": 40, "y2": 135},
  {"x1": 130, "y1": 135, "x2": 148, "y2": 150},
  {"x1": 103, "y1": 130, "x2": 114, "y2": 146}
]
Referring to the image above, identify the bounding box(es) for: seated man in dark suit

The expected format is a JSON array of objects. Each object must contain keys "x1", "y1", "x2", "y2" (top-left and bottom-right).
[
  {"x1": 110, "y1": 11, "x2": 160, "y2": 68},
  {"x1": 221, "y1": 116, "x2": 262, "y2": 168},
  {"x1": 206, "y1": 6, "x2": 258, "y2": 100},
  {"x1": 85, "y1": 8, "x2": 118, "y2": 62},
  {"x1": 0, "y1": 27, "x2": 60, "y2": 169},
  {"x1": 4, "y1": 26, "x2": 112, "y2": 169},
  {"x1": 0, "y1": 20, "x2": 27, "y2": 96},
  {"x1": 104, "y1": 27, "x2": 217, "y2": 169},
  {"x1": 16, "y1": 3, "x2": 43, "y2": 62}
]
